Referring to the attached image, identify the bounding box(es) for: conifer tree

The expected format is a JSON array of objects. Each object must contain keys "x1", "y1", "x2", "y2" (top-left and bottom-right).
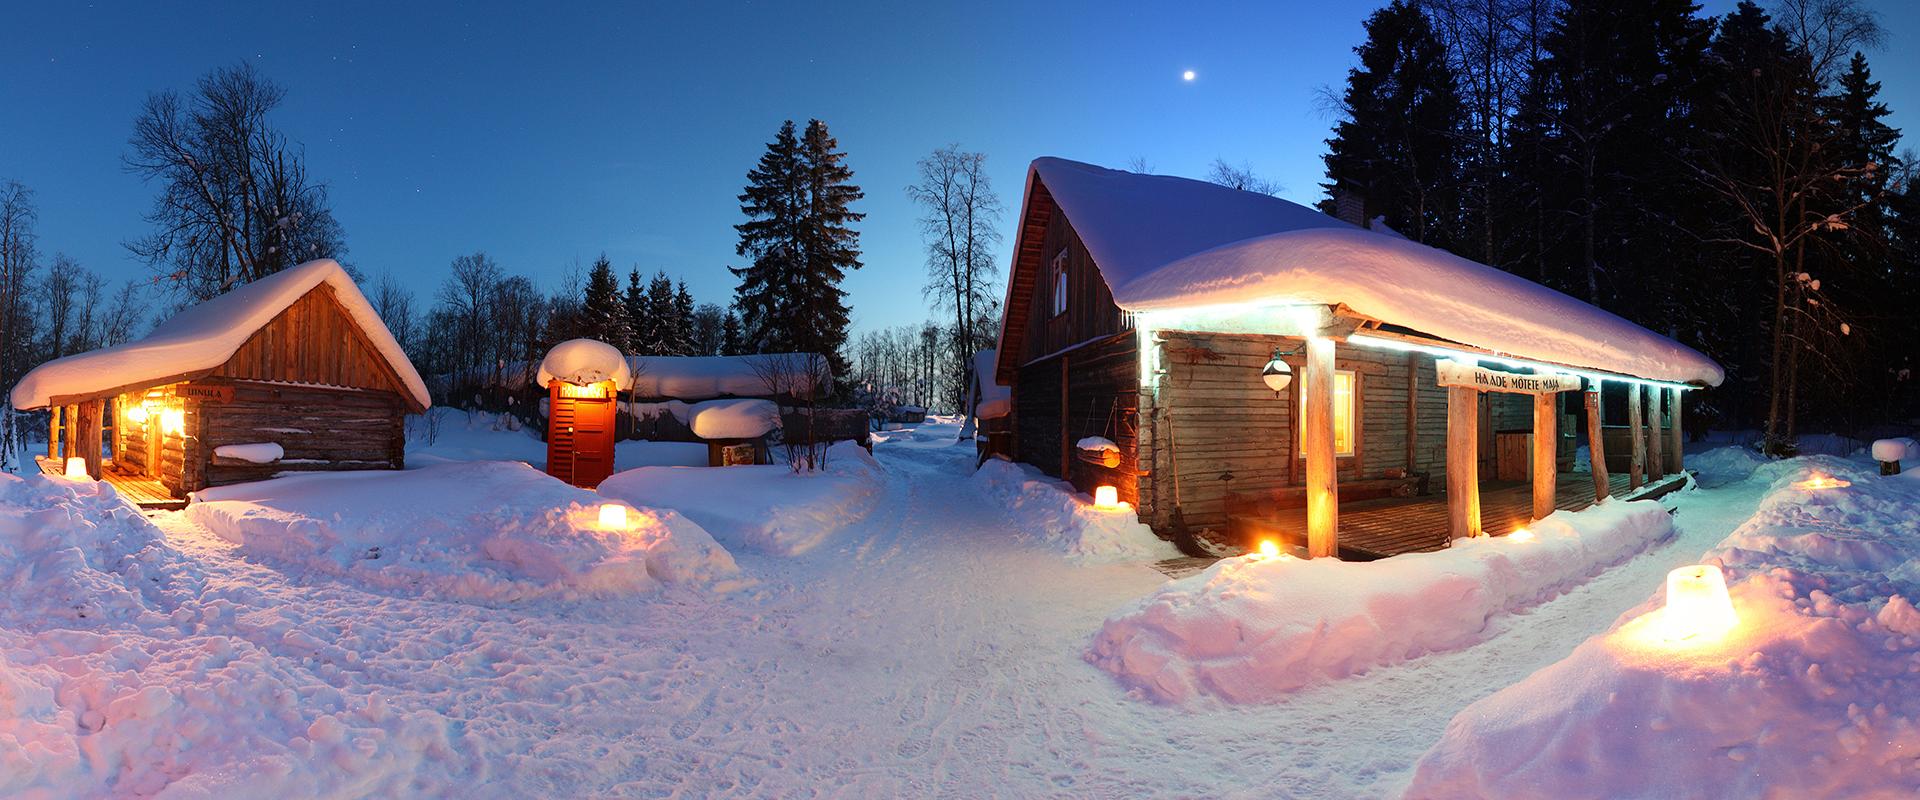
[
  {"x1": 644, "y1": 270, "x2": 677, "y2": 355},
  {"x1": 732, "y1": 121, "x2": 804, "y2": 355},
  {"x1": 580, "y1": 255, "x2": 629, "y2": 348},
  {"x1": 720, "y1": 311, "x2": 743, "y2": 356},
  {"x1": 673, "y1": 280, "x2": 697, "y2": 356},
  {"x1": 623, "y1": 268, "x2": 650, "y2": 354}
]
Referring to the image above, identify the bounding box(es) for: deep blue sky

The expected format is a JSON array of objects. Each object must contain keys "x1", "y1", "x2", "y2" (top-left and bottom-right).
[{"x1": 3, "y1": 1, "x2": 1915, "y2": 334}]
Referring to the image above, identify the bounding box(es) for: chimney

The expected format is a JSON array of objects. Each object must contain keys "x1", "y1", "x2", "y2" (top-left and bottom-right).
[{"x1": 1333, "y1": 186, "x2": 1367, "y2": 228}]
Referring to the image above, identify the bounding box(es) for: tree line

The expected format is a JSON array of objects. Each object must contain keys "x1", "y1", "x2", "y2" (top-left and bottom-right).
[{"x1": 1318, "y1": 0, "x2": 1917, "y2": 452}]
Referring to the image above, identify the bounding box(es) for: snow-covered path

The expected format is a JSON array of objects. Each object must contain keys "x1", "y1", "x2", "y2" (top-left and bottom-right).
[{"x1": 132, "y1": 432, "x2": 1765, "y2": 798}]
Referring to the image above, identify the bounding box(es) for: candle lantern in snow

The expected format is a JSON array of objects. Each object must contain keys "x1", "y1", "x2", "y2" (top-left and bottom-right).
[
  {"x1": 64, "y1": 457, "x2": 90, "y2": 479},
  {"x1": 1661, "y1": 564, "x2": 1737, "y2": 642},
  {"x1": 1093, "y1": 485, "x2": 1121, "y2": 510}
]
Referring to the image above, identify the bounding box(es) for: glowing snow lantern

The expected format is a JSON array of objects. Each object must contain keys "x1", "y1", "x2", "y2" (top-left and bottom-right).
[
  {"x1": 1093, "y1": 485, "x2": 1121, "y2": 510},
  {"x1": 1260, "y1": 350, "x2": 1294, "y2": 395},
  {"x1": 1509, "y1": 527, "x2": 1535, "y2": 542},
  {"x1": 1661, "y1": 564, "x2": 1738, "y2": 642},
  {"x1": 597, "y1": 503, "x2": 630, "y2": 530},
  {"x1": 1794, "y1": 473, "x2": 1851, "y2": 490},
  {"x1": 1257, "y1": 540, "x2": 1280, "y2": 559},
  {"x1": 64, "y1": 457, "x2": 90, "y2": 479}
]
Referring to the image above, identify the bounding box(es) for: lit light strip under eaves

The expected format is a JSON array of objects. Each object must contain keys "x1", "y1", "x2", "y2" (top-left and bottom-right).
[{"x1": 1345, "y1": 333, "x2": 1697, "y2": 391}]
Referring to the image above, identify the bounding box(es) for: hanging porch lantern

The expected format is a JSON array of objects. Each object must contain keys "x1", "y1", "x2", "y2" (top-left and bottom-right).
[{"x1": 1261, "y1": 349, "x2": 1294, "y2": 396}]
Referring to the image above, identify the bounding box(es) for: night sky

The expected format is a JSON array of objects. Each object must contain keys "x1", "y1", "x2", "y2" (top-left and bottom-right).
[{"x1": 3, "y1": 0, "x2": 1915, "y2": 333}]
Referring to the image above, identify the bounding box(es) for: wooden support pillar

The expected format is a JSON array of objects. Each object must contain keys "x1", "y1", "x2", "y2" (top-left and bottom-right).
[
  {"x1": 1446, "y1": 386, "x2": 1482, "y2": 539},
  {"x1": 1646, "y1": 386, "x2": 1664, "y2": 481},
  {"x1": 1668, "y1": 387, "x2": 1685, "y2": 474},
  {"x1": 48, "y1": 405, "x2": 60, "y2": 459},
  {"x1": 1532, "y1": 393, "x2": 1558, "y2": 521},
  {"x1": 76, "y1": 399, "x2": 103, "y2": 479},
  {"x1": 1626, "y1": 383, "x2": 1645, "y2": 490},
  {"x1": 1584, "y1": 387, "x2": 1610, "y2": 501},
  {"x1": 1303, "y1": 337, "x2": 1340, "y2": 558}
]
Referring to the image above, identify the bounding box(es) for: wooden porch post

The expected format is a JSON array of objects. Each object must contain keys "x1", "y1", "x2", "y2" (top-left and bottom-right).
[
  {"x1": 1446, "y1": 386, "x2": 1482, "y2": 539},
  {"x1": 76, "y1": 399, "x2": 103, "y2": 479},
  {"x1": 1626, "y1": 383, "x2": 1645, "y2": 490},
  {"x1": 1532, "y1": 393, "x2": 1558, "y2": 521},
  {"x1": 48, "y1": 405, "x2": 60, "y2": 460},
  {"x1": 1646, "y1": 386, "x2": 1664, "y2": 481},
  {"x1": 1584, "y1": 385, "x2": 1610, "y2": 501},
  {"x1": 1303, "y1": 336, "x2": 1340, "y2": 558},
  {"x1": 1668, "y1": 387, "x2": 1685, "y2": 474}
]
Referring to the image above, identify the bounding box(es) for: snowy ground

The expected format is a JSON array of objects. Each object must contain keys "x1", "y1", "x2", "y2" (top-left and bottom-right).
[{"x1": 3, "y1": 417, "x2": 1905, "y2": 797}]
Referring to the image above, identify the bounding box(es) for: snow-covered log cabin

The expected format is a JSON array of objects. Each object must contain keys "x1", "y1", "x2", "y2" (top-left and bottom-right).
[
  {"x1": 13, "y1": 259, "x2": 429, "y2": 508},
  {"x1": 992, "y1": 158, "x2": 1723, "y2": 559}
]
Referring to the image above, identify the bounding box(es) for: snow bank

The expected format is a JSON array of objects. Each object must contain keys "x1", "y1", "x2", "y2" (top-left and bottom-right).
[
  {"x1": 1088, "y1": 500, "x2": 1675, "y2": 704},
  {"x1": 536, "y1": 337, "x2": 632, "y2": 388},
  {"x1": 0, "y1": 474, "x2": 200, "y2": 629},
  {"x1": 628, "y1": 353, "x2": 829, "y2": 400},
  {"x1": 1688, "y1": 444, "x2": 1769, "y2": 485},
  {"x1": 214, "y1": 442, "x2": 284, "y2": 464},
  {"x1": 1407, "y1": 457, "x2": 1920, "y2": 799},
  {"x1": 10, "y1": 258, "x2": 429, "y2": 410},
  {"x1": 1022, "y1": 158, "x2": 1721, "y2": 385},
  {"x1": 970, "y1": 458, "x2": 1178, "y2": 564},
  {"x1": 187, "y1": 462, "x2": 740, "y2": 602},
  {"x1": 622, "y1": 440, "x2": 709, "y2": 467},
  {"x1": 598, "y1": 441, "x2": 883, "y2": 556},
  {"x1": 688, "y1": 397, "x2": 781, "y2": 439}
]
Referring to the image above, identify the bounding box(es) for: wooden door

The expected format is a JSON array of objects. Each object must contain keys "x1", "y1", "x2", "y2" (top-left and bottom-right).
[{"x1": 545, "y1": 386, "x2": 619, "y2": 488}]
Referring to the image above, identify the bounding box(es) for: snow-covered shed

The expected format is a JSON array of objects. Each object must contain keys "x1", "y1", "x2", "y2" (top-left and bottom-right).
[
  {"x1": 12, "y1": 259, "x2": 428, "y2": 506},
  {"x1": 992, "y1": 157, "x2": 1721, "y2": 559}
]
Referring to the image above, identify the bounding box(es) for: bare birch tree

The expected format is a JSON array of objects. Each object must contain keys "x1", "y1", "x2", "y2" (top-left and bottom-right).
[{"x1": 908, "y1": 146, "x2": 1002, "y2": 417}]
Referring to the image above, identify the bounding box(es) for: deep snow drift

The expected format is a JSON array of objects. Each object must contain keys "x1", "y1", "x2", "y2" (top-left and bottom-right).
[
  {"x1": 188, "y1": 461, "x2": 740, "y2": 602},
  {"x1": 1090, "y1": 499, "x2": 1675, "y2": 704},
  {"x1": 598, "y1": 441, "x2": 884, "y2": 556},
  {"x1": 1407, "y1": 456, "x2": 1920, "y2": 799},
  {"x1": 970, "y1": 457, "x2": 1178, "y2": 563}
]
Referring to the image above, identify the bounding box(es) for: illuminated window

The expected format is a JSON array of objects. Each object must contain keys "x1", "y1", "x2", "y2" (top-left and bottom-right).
[
  {"x1": 1299, "y1": 369, "x2": 1357, "y2": 457},
  {"x1": 1050, "y1": 249, "x2": 1069, "y2": 317}
]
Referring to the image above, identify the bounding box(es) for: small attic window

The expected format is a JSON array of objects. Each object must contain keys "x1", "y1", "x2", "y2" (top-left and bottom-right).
[{"x1": 1050, "y1": 249, "x2": 1069, "y2": 317}]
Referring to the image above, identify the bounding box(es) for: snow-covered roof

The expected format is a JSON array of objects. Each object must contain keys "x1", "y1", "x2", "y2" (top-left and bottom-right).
[
  {"x1": 628, "y1": 354, "x2": 830, "y2": 400},
  {"x1": 10, "y1": 259, "x2": 431, "y2": 410},
  {"x1": 1007, "y1": 158, "x2": 1723, "y2": 386},
  {"x1": 971, "y1": 349, "x2": 1010, "y2": 419},
  {"x1": 539, "y1": 339, "x2": 633, "y2": 389}
]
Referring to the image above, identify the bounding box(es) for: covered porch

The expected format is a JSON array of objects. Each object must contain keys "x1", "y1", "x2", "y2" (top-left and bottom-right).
[{"x1": 34, "y1": 454, "x2": 187, "y2": 511}]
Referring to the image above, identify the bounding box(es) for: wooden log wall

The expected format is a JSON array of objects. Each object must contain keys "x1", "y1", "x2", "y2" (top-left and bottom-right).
[
  {"x1": 114, "y1": 392, "x2": 153, "y2": 476},
  {"x1": 192, "y1": 379, "x2": 406, "y2": 489},
  {"x1": 1015, "y1": 333, "x2": 1139, "y2": 503}
]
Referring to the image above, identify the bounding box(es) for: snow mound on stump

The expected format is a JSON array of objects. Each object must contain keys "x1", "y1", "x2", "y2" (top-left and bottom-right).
[
  {"x1": 970, "y1": 459, "x2": 1178, "y2": 564},
  {"x1": 598, "y1": 441, "x2": 883, "y2": 556},
  {"x1": 537, "y1": 337, "x2": 632, "y2": 388},
  {"x1": 1408, "y1": 458, "x2": 1920, "y2": 799},
  {"x1": 689, "y1": 397, "x2": 781, "y2": 439},
  {"x1": 1089, "y1": 500, "x2": 1674, "y2": 704},
  {"x1": 0, "y1": 474, "x2": 202, "y2": 629},
  {"x1": 187, "y1": 461, "x2": 740, "y2": 602}
]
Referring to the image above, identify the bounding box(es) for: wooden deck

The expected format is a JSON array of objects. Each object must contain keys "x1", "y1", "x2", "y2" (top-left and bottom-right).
[
  {"x1": 1155, "y1": 471, "x2": 1689, "y2": 576},
  {"x1": 35, "y1": 456, "x2": 187, "y2": 511}
]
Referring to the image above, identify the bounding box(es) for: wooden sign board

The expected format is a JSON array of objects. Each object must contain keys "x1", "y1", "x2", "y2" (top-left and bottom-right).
[
  {"x1": 1436, "y1": 359, "x2": 1581, "y2": 395},
  {"x1": 175, "y1": 384, "x2": 236, "y2": 403}
]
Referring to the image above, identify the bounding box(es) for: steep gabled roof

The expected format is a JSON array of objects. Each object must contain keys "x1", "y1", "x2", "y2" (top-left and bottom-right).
[
  {"x1": 996, "y1": 158, "x2": 1723, "y2": 386},
  {"x1": 11, "y1": 259, "x2": 431, "y2": 410}
]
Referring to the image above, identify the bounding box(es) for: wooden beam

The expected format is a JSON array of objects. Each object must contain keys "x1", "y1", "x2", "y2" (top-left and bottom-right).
[
  {"x1": 76, "y1": 399, "x2": 103, "y2": 480},
  {"x1": 1532, "y1": 393, "x2": 1558, "y2": 521},
  {"x1": 48, "y1": 405, "x2": 60, "y2": 459},
  {"x1": 1626, "y1": 383, "x2": 1645, "y2": 490},
  {"x1": 1405, "y1": 351, "x2": 1418, "y2": 472},
  {"x1": 1446, "y1": 386, "x2": 1482, "y2": 539},
  {"x1": 1668, "y1": 387, "x2": 1685, "y2": 474},
  {"x1": 1303, "y1": 336, "x2": 1339, "y2": 558},
  {"x1": 1645, "y1": 385, "x2": 1664, "y2": 481},
  {"x1": 1584, "y1": 387, "x2": 1610, "y2": 501}
]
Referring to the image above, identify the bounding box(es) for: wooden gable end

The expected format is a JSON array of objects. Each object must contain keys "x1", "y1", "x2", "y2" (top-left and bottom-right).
[
  {"x1": 997, "y1": 177, "x2": 1131, "y2": 383},
  {"x1": 211, "y1": 283, "x2": 422, "y2": 410}
]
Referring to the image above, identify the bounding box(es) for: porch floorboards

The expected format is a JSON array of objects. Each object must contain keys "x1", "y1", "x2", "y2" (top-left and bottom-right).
[{"x1": 35, "y1": 456, "x2": 187, "y2": 511}]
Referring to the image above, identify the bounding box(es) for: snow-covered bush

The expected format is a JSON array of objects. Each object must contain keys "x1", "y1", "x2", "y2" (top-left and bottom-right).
[
  {"x1": 970, "y1": 458, "x2": 1177, "y2": 564},
  {"x1": 1406, "y1": 457, "x2": 1920, "y2": 799},
  {"x1": 1088, "y1": 500, "x2": 1674, "y2": 704}
]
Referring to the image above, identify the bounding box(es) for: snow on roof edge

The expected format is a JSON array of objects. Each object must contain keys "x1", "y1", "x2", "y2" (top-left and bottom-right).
[{"x1": 10, "y1": 259, "x2": 432, "y2": 410}]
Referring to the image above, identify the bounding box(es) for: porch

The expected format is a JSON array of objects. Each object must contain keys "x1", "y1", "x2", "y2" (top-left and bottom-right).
[{"x1": 35, "y1": 455, "x2": 186, "y2": 511}]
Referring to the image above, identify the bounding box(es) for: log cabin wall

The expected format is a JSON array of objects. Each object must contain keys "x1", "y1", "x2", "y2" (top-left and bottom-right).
[
  {"x1": 114, "y1": 391, "x2": 153, "y2": 476},
  {"x1": 1139, "y1": 330, "x2": 1544, "y2": 535},
  {"x1": 192, "y1": 379, "x2": 405, "y2": 488}
]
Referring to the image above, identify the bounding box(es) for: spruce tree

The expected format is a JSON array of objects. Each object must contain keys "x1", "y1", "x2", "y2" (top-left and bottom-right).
[
  {"x1": 581, "y1": 255, "x2": 629, "y2": 348},
  {"x1": 644, "y1": 270, "x2": 677, "y2": 355},
  {"x1": 1322, "y1": 0, "x2": 1463, "y2": 247},
  {"x1": 673, "y1": 280, "x2": 697, "y2": 356},
  {"x1": 732, "y1": 121, "x2": 804, "y2": 354},
  {"x1": 624, "y1": 268, "x2": 650, "y2": 354},
  {"x1": 720, "y1": 311, "x2": 743, "y2": 356},
  {"x1": 795, "y1": 119, "x2": 864, "y2": 381}
]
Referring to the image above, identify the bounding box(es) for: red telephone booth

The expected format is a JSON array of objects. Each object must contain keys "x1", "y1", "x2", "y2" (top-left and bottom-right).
[{"x1": 546, "y1": 379, "x2": 618, "y2": 487}]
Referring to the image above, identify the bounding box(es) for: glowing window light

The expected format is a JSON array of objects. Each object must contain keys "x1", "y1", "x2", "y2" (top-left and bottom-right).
[
  {"x1": 1297, "y1": 370, "x2": 1356, "y2": 456},
  {"x1": 159, "y1": 407, "x2": 186, "y2": 436},
  {"x1": 125, "y1": 404, "x2": 150, "y2": 424},
  {"x1": 597, "y1": 504, "x2": 630, "y2": 530},
  {"x1": 1794, "y1": 473, "x2": 1851, "y2": 490},
  {"x1": 558, "y1": 381, "x2": 612, "y2": 399},
  {"x1": 64, "y1": 457, "x2": 90, "y2": 479},
  {"x1": 1093, "y1": 485, "x2": 1121, "y2": 510},
  {"x1": 1661, "y1": 564, "x2": 1737, "y2": 642},
  {"x1": 1509, "y1": 527, "x2": 1535, "y2": 542}
]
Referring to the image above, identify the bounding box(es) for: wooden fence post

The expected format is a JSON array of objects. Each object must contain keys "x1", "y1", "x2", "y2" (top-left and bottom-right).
[
  {"x1": 1584, "y1": 386, "x2": 1610, "y2": 501},
  {"x1": 1447, "y1": 386, "x2": 1482, "y2": 539},
  {"x1": 1532, "y1": 393, "x2": 1558, "y2": 521},
  {"x1": 1304, "y1": 337, "x2": 1340, "y2": 559},
  {"x1": 1627, "y1": 383, "x2": 1645, "y2": 491}
]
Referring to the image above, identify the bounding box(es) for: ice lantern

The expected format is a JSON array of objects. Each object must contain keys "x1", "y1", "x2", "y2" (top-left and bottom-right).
[
  {"x1": 1662, "y1": 564, "x2": 1737, "y2": 641},
  {"x1": 1093, "y1": 485, "x2": 1121, "y2": 510},
  {"x1": 64, "y1": 457, "x2": 90, "y2": 479},
  {"x1": 598, "y1": 504, "x2": 630, "y2": 530}
]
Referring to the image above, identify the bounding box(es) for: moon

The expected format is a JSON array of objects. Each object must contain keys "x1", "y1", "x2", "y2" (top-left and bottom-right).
[{"x1": 1182, "y1": 69, "x2": 1196, "y2": 81}]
